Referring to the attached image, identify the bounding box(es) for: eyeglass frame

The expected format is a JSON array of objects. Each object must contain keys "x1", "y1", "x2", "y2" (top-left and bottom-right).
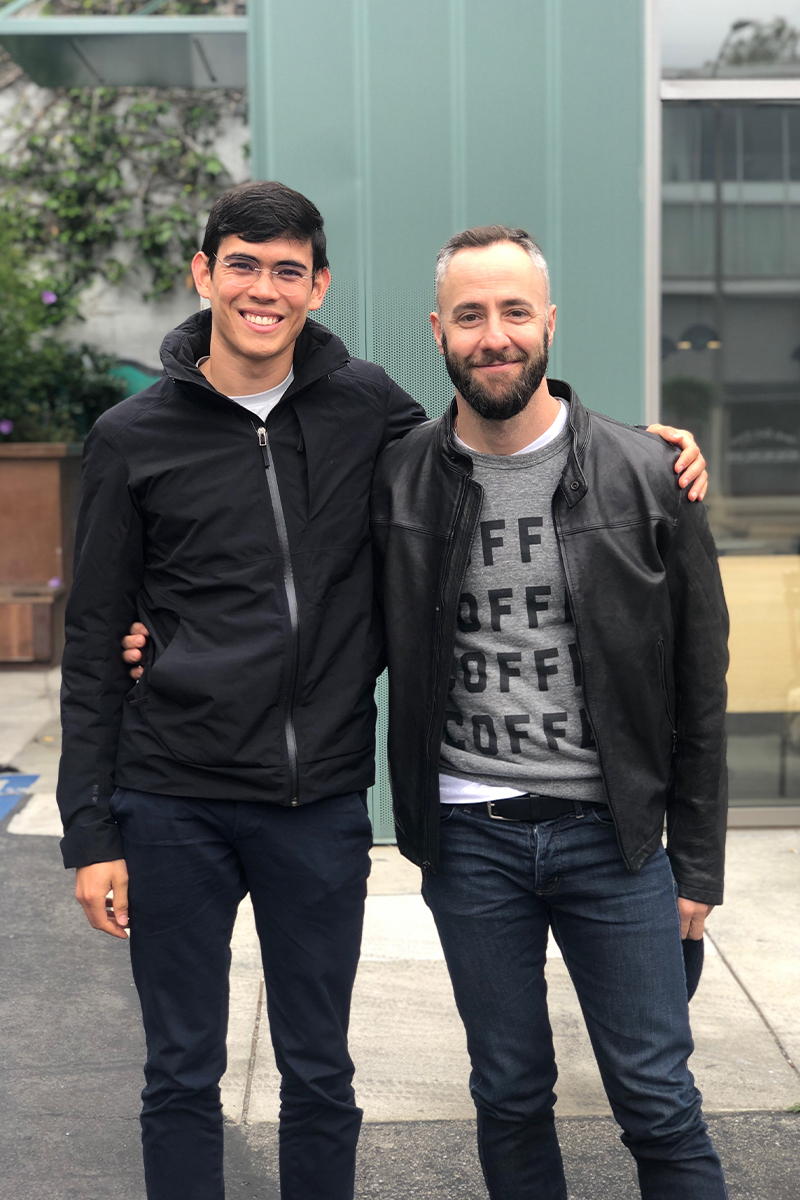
[{"x1": 210, "y1": 253, "x2": 316, "y2": 292}]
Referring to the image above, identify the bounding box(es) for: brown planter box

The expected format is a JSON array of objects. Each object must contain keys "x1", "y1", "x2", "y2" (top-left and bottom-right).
[{"x1": 0, "y1": 443, "x2": 82, "y2": 664}]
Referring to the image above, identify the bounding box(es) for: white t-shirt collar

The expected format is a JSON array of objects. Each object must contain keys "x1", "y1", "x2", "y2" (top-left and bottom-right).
[{"x1": 454, "y1": 399, "x2": 567, "y2": 456}]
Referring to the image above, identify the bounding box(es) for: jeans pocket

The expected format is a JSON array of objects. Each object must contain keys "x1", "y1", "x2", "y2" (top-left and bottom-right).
[
  {"x1": 439, "y1": 803, "x2": 460, "y2": 823},
  {"x1": 590, "y1": 805, "x2": 615, "y2": 827},
  {"x1": 108, "y1": 787, "x2": 127, "y2": 821}
]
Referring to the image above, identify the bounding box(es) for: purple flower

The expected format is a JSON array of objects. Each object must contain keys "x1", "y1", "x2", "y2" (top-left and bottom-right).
[
  {"x1": 47, "y1": 577, "x2": 62, "y2": 588},
  {"x1": 0, "y1": 419, "x2": 13, "y2": 435},
  {"x1": 40, "y1": 290, "x2": 58, "y2": 305}
]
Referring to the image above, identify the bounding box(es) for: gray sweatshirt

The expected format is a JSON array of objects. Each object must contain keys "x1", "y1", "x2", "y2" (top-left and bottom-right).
[{"x1": 439, "y1": 427, "x2": 607, "y2": 803}]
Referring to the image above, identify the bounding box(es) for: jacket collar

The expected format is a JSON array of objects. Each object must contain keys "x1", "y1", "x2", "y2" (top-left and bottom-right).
[
  {"x1": 159, "y1": 309, "x2": 350, "y2": 404},
  {"x1": 437, "y1": 378, "x2": 590, "y2": 507}
]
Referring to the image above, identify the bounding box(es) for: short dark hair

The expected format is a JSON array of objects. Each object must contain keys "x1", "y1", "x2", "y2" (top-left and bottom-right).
[
  {"x1": 435, "y1": 224, "x2": 549, "y2": 308},
  {"x1": 201, "y1": 181, "x2": 329, "y2": 273}
]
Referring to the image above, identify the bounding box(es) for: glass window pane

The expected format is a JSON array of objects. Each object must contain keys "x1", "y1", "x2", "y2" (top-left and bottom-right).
[
  {"x1": 662, "y1": 100, "x2": 800, "y2": 809},
  {"x1": 742, "y1": 106, "x2": 785, "y2": 180}
]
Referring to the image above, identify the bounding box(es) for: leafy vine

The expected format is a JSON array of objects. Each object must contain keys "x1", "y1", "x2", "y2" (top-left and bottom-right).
[{"x1": 0, "y1": 0, "x2": 247, "y2": 439}]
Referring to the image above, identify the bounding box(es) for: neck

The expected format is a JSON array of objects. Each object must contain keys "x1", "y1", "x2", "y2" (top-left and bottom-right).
[
  {"x1": 200, "y1": 328, "x2": 295, "y2": 397},
  {"x1": 454, "y1": 379, "x2": 560, "y2": 454}
]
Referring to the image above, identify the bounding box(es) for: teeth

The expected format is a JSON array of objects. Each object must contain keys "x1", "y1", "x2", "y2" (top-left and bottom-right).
[{"x1": 242, "y1": 313, "x2": 280, "y2": 326}]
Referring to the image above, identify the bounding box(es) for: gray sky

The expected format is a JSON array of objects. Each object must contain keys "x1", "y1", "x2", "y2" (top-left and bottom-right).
[{"x1": 662, "y1": 0, "x2": 800, "y2": 67}]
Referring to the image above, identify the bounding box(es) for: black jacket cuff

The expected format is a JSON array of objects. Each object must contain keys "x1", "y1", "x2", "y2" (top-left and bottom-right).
[{"x1": 60, "y1": 813, "x2": 125, "y2": 869}]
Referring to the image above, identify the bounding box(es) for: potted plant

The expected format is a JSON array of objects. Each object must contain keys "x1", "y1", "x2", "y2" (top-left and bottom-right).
[{"x1": 0, "y1": 221, "x2": 124, "y2": 663}]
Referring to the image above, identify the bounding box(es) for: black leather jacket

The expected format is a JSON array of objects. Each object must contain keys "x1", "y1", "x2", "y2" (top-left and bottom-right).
[{"x1": 371, "y1": 382, "x2": 729, "y2": 906}]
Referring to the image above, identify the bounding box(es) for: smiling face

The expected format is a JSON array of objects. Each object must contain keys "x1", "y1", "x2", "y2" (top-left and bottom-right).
[
  {"x1": 192, "y1": 234, "x2": 330, "y2": 384},
  {"x1": 431, "y1": 241, "x2": 556, "y2": 421}
]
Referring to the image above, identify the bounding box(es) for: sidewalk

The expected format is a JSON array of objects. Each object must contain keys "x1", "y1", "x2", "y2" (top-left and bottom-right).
[{"x1": 2, "y1": 667, "x2": 799, "y2": 1198}]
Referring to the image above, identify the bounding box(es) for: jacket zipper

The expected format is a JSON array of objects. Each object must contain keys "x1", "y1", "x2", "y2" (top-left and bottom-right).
[
  {"x1": 552, "y1": 502, "x2": 631, "y2": 864},
  {"x1": 257, "y1": 424, "x2": 300, "y2": 804},
  {"x1": 657, "y1": 638, "x2": 679, "y2": 753},
  {"x1": 422, "y1": 476, "x2": 482, "y2": 872}
]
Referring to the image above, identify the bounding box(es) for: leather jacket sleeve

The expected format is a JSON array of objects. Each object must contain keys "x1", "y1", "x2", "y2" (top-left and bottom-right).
[
  {"x1": 664, "y1": 493, "x2": 729, "y2": 906},
  {"x1": 57, "y1": 424, "x2": 144, "y2": 869}
]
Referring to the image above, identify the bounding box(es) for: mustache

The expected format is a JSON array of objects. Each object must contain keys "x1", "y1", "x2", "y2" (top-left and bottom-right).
[{"x1": 466, "y1": 352, "x2": 527, "y2": 368}]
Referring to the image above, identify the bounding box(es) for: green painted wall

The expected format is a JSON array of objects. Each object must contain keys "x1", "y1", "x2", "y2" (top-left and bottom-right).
[{"x1": 247, "y1": 0, "x2": 651, "y2": 838}]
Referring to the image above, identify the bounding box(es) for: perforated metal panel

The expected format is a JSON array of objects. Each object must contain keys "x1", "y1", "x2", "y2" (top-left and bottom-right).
[
  {"x1": 365, "y1": 670, "x2": 393, "y2": 842},
  {"x1": 250, "y1": 0, "x2": 652, "y2": 843},
  {"x1": 313, "y1": 275, "x2": 364, "y2": 359},
  {"x1": 372, "y1": 287, "x2": 452, "y2": 420}
]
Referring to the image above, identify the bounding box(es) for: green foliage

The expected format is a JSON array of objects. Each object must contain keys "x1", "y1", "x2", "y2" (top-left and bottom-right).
[
  {"x1": 719, "y1": 19, "x2": 800, "y2": 68},
  {"x1": 0, "y1": 218, "x2": 124, "y2": 442},
  {"x1": 0, "y1": 84, "x2": 238, "y2": 304},
  {"x1": 0, "y1": 0, "x2": 243, "y2": 439},
  {"x1": 43, "y1": 2, "x2": 235, "y2": 16}
]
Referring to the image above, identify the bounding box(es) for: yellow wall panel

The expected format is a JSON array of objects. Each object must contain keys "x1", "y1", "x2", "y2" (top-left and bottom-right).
[{"x1": 719, "y1": 555, "x2": 800, "y2": 713}]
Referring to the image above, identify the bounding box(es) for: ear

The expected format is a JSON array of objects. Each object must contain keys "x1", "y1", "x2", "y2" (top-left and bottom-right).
[
  {"x1": 547, "y1": 303, "x2": 557, "y2": 347},
  {"x1": 307, "y1": 267, "x2": 331, "y2": 312},
  {"x1": 192, "y1": 251, "x2": 212, "y2": 300},
  {"x1": 430, "y1": 311, "x2": 445, "y2": 356}
]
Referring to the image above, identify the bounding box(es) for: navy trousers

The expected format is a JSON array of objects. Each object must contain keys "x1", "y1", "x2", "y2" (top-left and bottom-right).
[
  {"x1": 109, "y1": 787, "x2": 373, "y2": 1200},
  {"x1": 423, "y1": 802, "x2": 728, "y2": 1200}
]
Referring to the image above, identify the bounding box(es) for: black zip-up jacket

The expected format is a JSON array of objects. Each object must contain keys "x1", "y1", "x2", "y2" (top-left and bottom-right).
[
  {"x1": 371, "y1": 383, "x2": 730, "y2": 906},
  {"x1": 57, "y1": 311, "x2": 426, "y2": 868}
]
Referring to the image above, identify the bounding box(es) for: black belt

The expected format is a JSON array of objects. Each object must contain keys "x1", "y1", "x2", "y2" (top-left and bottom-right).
[{"x1": 483, "y1": 795, "x2": 608, "y2": 822}]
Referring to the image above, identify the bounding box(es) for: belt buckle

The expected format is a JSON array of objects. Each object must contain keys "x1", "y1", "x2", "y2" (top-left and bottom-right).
[{"x1": 487, "y1": 801, "x2": 518, "y2": 821}]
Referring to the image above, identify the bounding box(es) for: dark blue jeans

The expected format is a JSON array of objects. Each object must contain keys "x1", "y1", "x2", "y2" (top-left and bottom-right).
[
  {"x1": 422, "y1": 802, "x2": 727, "y2": 1200},
  {"x1": 109, "y1": 788, "x2": 373, "y2": 1200}
]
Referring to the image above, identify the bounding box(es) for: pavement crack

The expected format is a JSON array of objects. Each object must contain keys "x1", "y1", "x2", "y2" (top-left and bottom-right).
[
  {"x1": 241, "y1": 975, "x2": 264, "y2": 1125},
  {"x1": 705, "y1": 930, "x2": 800, "y2": 1080}
]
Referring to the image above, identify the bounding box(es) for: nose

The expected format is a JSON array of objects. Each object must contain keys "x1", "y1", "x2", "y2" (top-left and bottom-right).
[
  {"x1": 247, "y1": 269, "x2": 282, "y2": 302},
  {"x1": 480, "y1": 314, "x2": 512, "y2": 352}
]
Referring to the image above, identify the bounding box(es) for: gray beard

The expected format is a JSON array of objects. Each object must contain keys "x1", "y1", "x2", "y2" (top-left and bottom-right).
[{"x1": 442, "y1": 329, "x2": 549, "y2": 422}]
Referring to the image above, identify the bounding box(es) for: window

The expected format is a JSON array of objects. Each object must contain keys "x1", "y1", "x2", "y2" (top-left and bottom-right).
[{"x1": 662, "y1": 102, "x2": 800, "y2": 806}]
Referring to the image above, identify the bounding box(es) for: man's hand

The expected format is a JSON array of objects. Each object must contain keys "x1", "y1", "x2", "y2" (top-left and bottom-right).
[
  {"x1": 122, "y1": 621, "x2": 149, "y2": 680},
  {"x1": 646, "y1": 424, "x2": 708, "y2": 502},
  {"x1": 76, "y1": 859, "x2": 129, "y2": 939},
  {"x1": 677, "y1": 897, "x2": 713, "y2": 940}
]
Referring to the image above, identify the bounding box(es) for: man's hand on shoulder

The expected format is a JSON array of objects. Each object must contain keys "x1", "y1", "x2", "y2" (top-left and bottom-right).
[
  {"x1": 75, "y1": 859, "x2": 129, "y2": 939},
  {"x1": 677, "y1": 896, "x2": 713, "y2": 940},
  {"x1": 122, "y1": 622, "x2": 149, "y2": 679},
  {"x1": 646, "y1": 424, "x2": 708, "y2": 502}
]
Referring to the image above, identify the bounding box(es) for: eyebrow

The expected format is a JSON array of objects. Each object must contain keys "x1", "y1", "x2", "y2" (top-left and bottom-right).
[
  {"x1": 451, "y1": 297, "x2": 535, "y2": 317},
  {"x1": 224, "y1": 253, "x2": 310, "y2": 270}
]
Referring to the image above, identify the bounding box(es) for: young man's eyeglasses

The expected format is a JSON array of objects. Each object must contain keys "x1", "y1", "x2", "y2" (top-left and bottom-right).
[{"x1": 212, "y1": 254, "x2": 313, "y2": 293}]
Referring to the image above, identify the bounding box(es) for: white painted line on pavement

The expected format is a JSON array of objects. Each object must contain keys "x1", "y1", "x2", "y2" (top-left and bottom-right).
[{"x1": 7, "y1": 792, "x2": 62, "y2": 836}]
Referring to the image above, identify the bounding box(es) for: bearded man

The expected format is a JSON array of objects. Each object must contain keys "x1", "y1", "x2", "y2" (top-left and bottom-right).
[{"x1": 371, "y1": 225, "x2": 729, "y2": 1200}]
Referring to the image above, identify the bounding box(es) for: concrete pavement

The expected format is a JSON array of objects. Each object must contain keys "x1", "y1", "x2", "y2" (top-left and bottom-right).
[{"x1": 2, "y1": 666, "x2": 799, "y2": 1197}]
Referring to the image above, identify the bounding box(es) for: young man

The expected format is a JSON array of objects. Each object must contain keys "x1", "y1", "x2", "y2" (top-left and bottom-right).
[
  {"x1": 62, "y1": 184, "x2": 706, "y2": 1200},
  {"x1": 57, "y1": 181, "x2": 428, "y2": 1200},
  {"x1": 371, "y1": 226, "x2": 729, "y2": 1199}
]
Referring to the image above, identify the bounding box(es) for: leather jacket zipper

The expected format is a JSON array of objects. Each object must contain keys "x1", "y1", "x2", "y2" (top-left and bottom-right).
[
  {"x1": 257, "y1": 424, "x2": 300, "y2": 804},
  {"x1": 422, "y1": 476, "x2": 483, "y2": 872},
  {"x1": 552, "y1": 505, "x2": 630, "y2": 866},
  {"x1": 657, "y1": 638, "x2": 679, "y2": 753}
]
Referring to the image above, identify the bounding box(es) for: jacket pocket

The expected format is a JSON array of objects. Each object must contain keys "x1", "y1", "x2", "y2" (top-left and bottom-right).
[
  {"x1": 657, "y1": 638, "x2": 678, "y2": 747},
  {"x1": 126, "y1": 633, "x2": 155, "y2": 707}
]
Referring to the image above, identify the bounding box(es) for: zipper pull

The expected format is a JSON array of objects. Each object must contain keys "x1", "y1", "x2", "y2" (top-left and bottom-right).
[{"x1": 256, "y1": 426, "x2": 269, "y2": 468}]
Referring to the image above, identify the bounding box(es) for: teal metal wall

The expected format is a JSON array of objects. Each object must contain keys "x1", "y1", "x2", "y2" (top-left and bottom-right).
[{"x1": 247, "y1": 0, "x2": 652, "y2": 839}]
